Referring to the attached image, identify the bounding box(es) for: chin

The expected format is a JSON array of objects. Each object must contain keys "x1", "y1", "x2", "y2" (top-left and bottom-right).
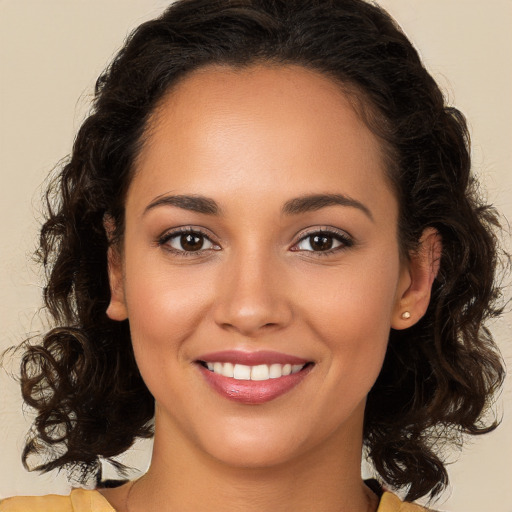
[
  {"x1": 192, "y1": 414, "x2": 328, "y2": 470},
  {"x1": 208, "y1": 438, "x2": 304, "y2": 469}
]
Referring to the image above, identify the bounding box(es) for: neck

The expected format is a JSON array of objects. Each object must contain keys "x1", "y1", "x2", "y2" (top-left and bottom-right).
[{"x1": 127, "y1": 409, "x2": 377, "y2": 512}]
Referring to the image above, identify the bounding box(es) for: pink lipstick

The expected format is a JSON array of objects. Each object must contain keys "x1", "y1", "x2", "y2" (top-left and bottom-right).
[{"x1": 196, "y1": 350, "x2": 313, "y2": 404}]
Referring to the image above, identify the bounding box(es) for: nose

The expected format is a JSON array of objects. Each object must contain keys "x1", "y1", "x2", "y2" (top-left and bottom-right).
[{"x1": 212, "y1": 249, "x2": 293, "y2": 337}]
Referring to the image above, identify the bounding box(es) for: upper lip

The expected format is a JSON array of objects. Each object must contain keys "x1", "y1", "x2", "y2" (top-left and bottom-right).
[{"x1": 196, "y1": 350, "x2": 309, "y2": 366}]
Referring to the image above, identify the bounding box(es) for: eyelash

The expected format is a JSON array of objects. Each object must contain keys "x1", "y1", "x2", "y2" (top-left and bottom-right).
[
  {"x1": 157, "y1": 227, "x2": 354, "y2": 256},
  {"x1": 291, "y1": 228, "x2": 354, "y2": 256},
  {"x1": 157, "y1": 227, "x2": 220, "y2": 257}
]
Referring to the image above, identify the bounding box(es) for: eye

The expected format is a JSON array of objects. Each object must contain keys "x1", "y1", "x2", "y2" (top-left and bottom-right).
[
  {"x1": 293, "y1": 230, "x2": 353, "y2": 253},
  {"x1": 159, "y1": 229, "x2": 218, "y2": 253}
]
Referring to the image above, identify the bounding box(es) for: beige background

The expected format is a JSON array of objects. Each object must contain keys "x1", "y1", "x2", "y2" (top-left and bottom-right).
[{"x1": 0, "y1": 1, "x2": 510, "y2": 510}]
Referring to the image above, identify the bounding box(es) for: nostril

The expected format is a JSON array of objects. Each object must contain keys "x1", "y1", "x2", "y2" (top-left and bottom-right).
[{"x1": 213, "y1": 293, "x2": 293, "y2": 336}]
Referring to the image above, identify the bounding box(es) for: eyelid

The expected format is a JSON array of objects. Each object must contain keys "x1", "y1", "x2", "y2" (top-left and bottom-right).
[
  {"x1": 156, "y1": 225, "x2": 353, "y2": 256},
  {"x1": 290, "y1": 226, "x2": 354, "y2": 253},
  {"x1": 157, "y1": 226, "x2": 221, "y2": 254}
]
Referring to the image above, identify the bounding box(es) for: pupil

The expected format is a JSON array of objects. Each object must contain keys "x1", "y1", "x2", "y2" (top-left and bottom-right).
[
  {"x1": 181, "y1": 233, "x2": 203, "y2": 251},
  {"x1": 311, "y1": 234, "x2": 333, "y2": 251}
]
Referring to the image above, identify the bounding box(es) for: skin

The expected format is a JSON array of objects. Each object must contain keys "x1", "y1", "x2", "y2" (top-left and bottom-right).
[{"x1": 102, "y1": 64, "x2": 440, "y2": 512}]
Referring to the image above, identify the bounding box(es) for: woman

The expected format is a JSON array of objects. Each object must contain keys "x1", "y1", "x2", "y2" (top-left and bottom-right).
[{"x1": 0, "y1": 0, "x2": 505, "y2": 510}]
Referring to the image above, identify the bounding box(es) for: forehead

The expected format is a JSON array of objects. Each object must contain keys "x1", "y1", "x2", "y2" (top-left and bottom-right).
[
  {"x1": 130, "y1": 64, "x2": 396, "y2": 218},
  {"x1": 147, "y1": 64, "x2": 383, "y2": 161}
]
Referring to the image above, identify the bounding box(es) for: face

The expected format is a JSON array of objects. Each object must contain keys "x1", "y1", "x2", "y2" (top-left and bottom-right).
[{"x1": 108, "y1": 64, "x2": 416, "y2": 469}]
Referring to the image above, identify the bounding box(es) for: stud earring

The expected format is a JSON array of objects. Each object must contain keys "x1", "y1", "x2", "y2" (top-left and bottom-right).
[{"x1": 401, "y1": 311, "x2": 411, "y2": 320}]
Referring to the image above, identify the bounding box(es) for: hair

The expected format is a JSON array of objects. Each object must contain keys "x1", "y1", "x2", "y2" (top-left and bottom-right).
[{"x1": 18, "y1": 0, "x2": 505, "y2": 501}]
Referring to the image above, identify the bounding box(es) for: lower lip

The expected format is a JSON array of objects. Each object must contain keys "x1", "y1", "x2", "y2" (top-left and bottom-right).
[{"x1": 198, "y1": 364, "x2": 312, "y2": 404}]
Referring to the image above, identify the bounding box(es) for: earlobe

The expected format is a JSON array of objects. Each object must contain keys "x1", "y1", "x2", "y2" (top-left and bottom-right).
[{"x1": 392, "y1": 227, "x2": 442, "y2": 329}]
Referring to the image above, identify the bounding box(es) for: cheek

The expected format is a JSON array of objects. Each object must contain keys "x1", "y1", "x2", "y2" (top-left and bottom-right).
[
  {"x1": 298, "y1": 253, "x2": 400, "y2": 333},
  {"x1": 296, "y1": 253, "x2": 401, "y2": 381},
  {"x1": 122, "y1": 256, "x2": 216, "y2": 364}
]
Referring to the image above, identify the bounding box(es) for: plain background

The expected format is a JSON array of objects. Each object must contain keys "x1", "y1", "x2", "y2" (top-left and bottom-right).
[{"x1": 0, "y1": 1, "x2": 510, "y2": 510}]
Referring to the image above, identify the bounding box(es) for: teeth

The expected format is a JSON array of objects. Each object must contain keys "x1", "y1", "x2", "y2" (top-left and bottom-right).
[
  {"x1": 204, "y1": 362, "x2": 306, "y2": 381},
  {"x1": 269, "y1": 363, "x2": 282, "y2": 379},
  {"x1": 222, "y1": 362, "x2": 234, "y2": 378},
  {"x1": 251, "y1": 364, "x2": 269, "y2": 381},
  {"x1": 233, "y1": 364, "x2": 251, "y2": 380}
]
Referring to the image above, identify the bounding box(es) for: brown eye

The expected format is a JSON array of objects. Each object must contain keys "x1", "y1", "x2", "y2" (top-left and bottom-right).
[
  {"x1": 163, "y1": 230, "x2": 217, "y2": 253},
  {"x1": 294, "y1": 230, "x2": 352, "y2": 253},
  {"x1": 310, "y1": 234, "x2": 334, "y2": 251},
  {"x1": 180, "y1": 233, "x2": 204, "y2": 251}
]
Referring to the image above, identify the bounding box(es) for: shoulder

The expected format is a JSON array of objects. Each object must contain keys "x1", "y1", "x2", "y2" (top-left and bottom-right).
[
  {"x1": 0, "y1": 493, "x2": 73, "y2": 512},
  {"x1": 0, "y1": 489, "x2": 115, "y2": 512},
  {"x1": 378, "y1": 491, "x2": 441, "y2": 512}
]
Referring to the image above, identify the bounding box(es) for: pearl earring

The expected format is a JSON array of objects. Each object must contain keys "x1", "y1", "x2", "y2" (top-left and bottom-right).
[{"x1": 401, "y1": 311, "x2": 411, "y2": 320}]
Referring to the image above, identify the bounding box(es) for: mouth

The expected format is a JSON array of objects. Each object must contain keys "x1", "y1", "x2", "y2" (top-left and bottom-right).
[
  {"x1": 198, "y1": 361, "x2": 309, "y2": 381},
  {"x1": 195, "y1": 351, "x2": 314, "y2": 404}
]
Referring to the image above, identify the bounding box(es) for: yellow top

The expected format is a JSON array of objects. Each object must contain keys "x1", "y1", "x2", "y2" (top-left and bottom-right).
[{"x1": 0, "y1": 488, "x2": 431, "y2": 511}]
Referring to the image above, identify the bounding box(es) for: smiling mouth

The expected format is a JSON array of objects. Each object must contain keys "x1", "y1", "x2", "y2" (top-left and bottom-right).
[
  {"x1": 198, "y1": 361, "x2": 311, "y2": 381},
  {"x1": 196, "y1": 351, "x2": 314, "y2": 403}
]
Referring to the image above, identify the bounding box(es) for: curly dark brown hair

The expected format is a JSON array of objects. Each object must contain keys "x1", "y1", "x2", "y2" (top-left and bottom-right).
[{"x1": 18, "y1": 0, "x2": 505, "y2": 501}]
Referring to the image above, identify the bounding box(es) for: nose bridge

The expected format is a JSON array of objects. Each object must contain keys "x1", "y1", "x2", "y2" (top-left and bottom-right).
[{"x1": 213, "y1": 243, "x2": 291, "y2": 335}]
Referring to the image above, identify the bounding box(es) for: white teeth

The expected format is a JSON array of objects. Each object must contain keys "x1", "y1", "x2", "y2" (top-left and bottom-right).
[
  {"x1": 251, "y1": 364, "x2": 269, "y2": 381},
  {"x1": 204, "y1": 361, "x2": 306, "y2": 381},
  {"x1": 233, "y1": 363, "x2": 251, "y2": 380},
  {"x1": 222, "y1": 362, "x2": 234, "y2": 378},
  {"x1": 269, "y1": 363, "x2": 283, "y2": 379}
]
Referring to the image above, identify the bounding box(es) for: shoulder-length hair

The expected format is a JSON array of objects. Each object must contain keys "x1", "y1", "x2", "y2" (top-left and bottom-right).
[{"x1": 20, "y1": 0, "x2": 505, "y2": 500}]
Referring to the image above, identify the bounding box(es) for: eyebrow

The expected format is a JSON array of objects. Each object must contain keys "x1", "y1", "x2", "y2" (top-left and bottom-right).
[
  {"x1": 282, "y1": 193, "x2": 374, "y2": 221},
  {"x1": 144, "y1": 194, "x2": 220, "y2": 215},
  {"x1": 143, "y1": 192, "x2": 373, "y2": 221}
]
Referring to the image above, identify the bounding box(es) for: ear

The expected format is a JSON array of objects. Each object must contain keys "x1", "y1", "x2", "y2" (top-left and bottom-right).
[
  {"x1": 391, "y1": 227, "x2": 442, "y2": 329},
  {"x1": 104, "y1": 216, "x2": 128, "y2": 322}
]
